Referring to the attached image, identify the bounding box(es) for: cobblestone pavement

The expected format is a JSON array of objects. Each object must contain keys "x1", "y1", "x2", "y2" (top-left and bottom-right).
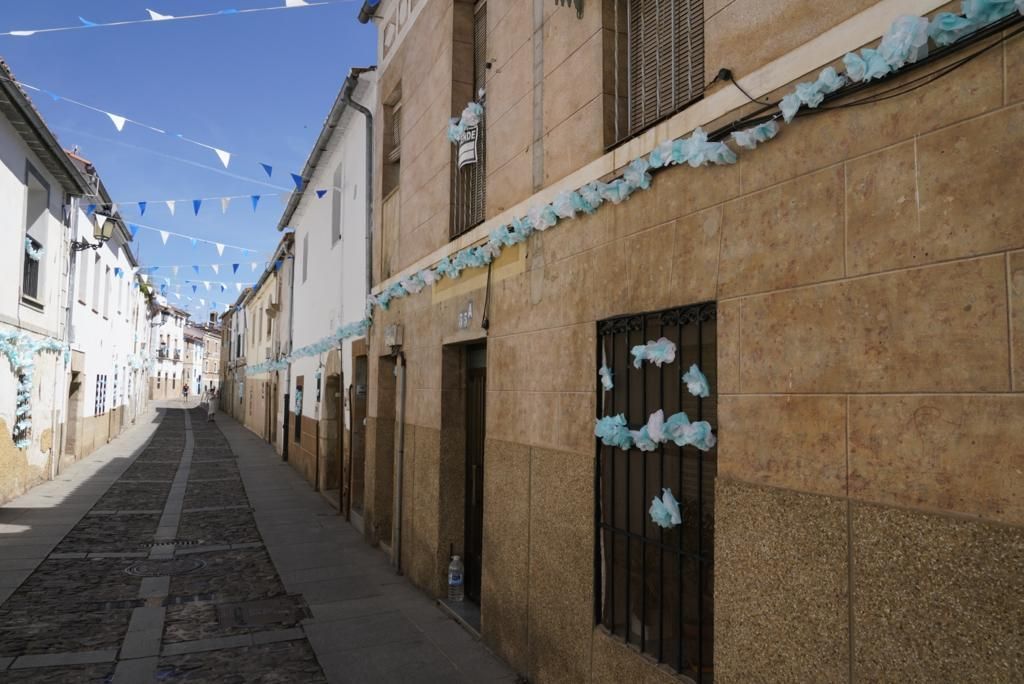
[
  {"x1": 0, "y1": 406, "x2": 517, "y2": 683},
  {"x1": 0, "y1": 408, "x2": 326, "y2": 683}
]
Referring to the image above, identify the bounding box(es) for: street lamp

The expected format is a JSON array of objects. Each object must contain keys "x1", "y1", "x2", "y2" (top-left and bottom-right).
[{"x1": 71, "y1": 215, "x2": 115, "y2": 252}]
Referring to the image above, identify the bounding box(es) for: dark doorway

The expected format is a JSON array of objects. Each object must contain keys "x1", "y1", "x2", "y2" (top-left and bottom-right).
[
  {"x1": 350, "y1": 355, "x2": 368, "y2": 526},
  {"x1": 463, "y1": 344, "x2": 486, "y2": 604}
]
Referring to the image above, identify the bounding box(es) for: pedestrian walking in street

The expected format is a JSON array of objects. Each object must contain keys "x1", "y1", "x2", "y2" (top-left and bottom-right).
[
  {"x1": 206, "y1": 387, "x2": 218, "y2": 422},
  {"x1": 183, "y1": 383, "x2": 190, "y2": 405}
]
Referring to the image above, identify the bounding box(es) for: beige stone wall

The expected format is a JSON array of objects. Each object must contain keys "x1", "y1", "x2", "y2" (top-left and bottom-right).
[
  {"x1": 365, "y1": 2, "x2": 1024, "y2": 681},
  {"x1": 0, "y1": 418, "x2": 49, "y2": 505}
]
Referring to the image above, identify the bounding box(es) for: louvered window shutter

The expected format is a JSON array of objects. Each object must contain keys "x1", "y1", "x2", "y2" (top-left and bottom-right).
[
  {"x1": 627, "y1": 0, "x2": 704, "y2": 136},
  {"x1": 388, "y1": 104, "x2": 402, "y2": 163}
]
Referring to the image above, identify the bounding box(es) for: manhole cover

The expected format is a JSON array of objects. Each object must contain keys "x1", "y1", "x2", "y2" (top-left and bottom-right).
[
  {"x1": 125, "y1": 558, "x2": 207, "y2": 577},
  {"x1": 217, "y1": 596, "x2": 310, "y2": 627}
]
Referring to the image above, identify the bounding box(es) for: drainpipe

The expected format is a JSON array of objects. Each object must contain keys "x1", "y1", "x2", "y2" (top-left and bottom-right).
[
  {"x1": 55, "y1": 194, "x2": 81, "y2": 479},
  {"x1": 341, "y1": 73, "x2": 374, "y2": 299},
  {"x1": 392, "y1": 350, "x2": 407, "y2": 574},
  {"x1": 284, "y1": 245, "x2": 295, "y2": 461}
]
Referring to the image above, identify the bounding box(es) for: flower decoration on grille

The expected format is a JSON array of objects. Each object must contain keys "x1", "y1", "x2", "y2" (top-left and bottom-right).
[
  {"x1": 447, "y1": 101, "x2": 484, "y2": 144},
  {"x1": 682, "y1": 364, "x2": 710, "y2": 398},
  {"x1": 630, "y1": 337, "x2": 676, "y2": 369},
  {"x1": 649, "y1": 488, "x2": 683, "y2": 529},
  {"x1": 24, "y1": 238, "x2": 44, "y2": 262}
]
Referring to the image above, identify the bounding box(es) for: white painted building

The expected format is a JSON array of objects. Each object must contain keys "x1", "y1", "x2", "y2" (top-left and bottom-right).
[
  {"x1": 149, "y1": 301, "x2": 188, "y2": 400},
  {"x1": 276, "y1": 68, "x2": 376, "y2": 502},
  {"x1": 65, "y1": 153, "x2": 153, "y2": 460},
  {"x1": 0, "y1": 61, "x2": 92, "y2": 504}
]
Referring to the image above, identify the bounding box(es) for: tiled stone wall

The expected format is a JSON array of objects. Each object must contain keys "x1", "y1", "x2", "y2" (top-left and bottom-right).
[{"x1": 365, "y1": 1, "x2": 1024, "y2": 681}]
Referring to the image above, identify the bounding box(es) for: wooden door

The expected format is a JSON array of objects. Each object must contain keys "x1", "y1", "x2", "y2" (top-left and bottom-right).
[{"x1": 464, "y1": 344, "x2": 486, "y2": 604}]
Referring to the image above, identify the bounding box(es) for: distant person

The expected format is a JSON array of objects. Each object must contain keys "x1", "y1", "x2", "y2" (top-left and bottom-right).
[
  {"x1": 183, "y1": 383, "x2": 190, "y2": 404},
  {"x1": 206, "y1": 387, "x2": 218, "y2": 422}
]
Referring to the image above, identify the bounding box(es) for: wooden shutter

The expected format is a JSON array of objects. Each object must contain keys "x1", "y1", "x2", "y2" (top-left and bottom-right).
[
  {"x1": 387, "y1": 104, "x2": 402, "y2": 163},
  {"x1": 627, "y1": 0, "x2": 704, "y2": 136}
]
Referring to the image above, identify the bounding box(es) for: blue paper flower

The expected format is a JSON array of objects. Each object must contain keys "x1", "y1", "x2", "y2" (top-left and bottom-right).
[
  {"x1": 878, "y1": 15, "x2": 929, "y2": 69},
  {"x1": 649, "y1": 488, "x2": 682, "y2": 529},
  {"x1": 631, "y1": 337, "x2": 677, "y2": 368},
  {"x1": 595, "y1": 414, "x2": 634, "y2": 450},
  {"x1": 598, "y1": 365, "x2": 613, "y2": 391},
  {"x1": 552, "y1": 190, "x2": 580, "y2": 219},
  {"x1": 928, "y1": 12, "x2": 976, "y2": 46},
  {"x1": 731, "y1": 120, "x2": 779, "y2": 150},
  {"x1": 665, "y1": 413, "x2": 717, "y2": 452},
  {"x1": 648, "y1": 139, "x2": 675, "y2": 169},
  {"x1": 962, "y1": 0, "x2": 1016, "y2": 24},
  {"x1": 682, "y1": 364, "x2": 710, "y2": 398},
  {"x1": 623, "y1": 158, "x2": 652, "y2": 190},
  {"x1": 630, "y1": 410, "x2": 666, "y2": 452},
  {"x1": 780, "y1": 93, "x2": 802, "y2": 123}
]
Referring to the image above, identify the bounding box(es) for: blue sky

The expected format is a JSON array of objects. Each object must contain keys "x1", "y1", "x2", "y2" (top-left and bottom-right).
[{"x1": 1, "y1": 0, "x2": 375, "y2": 316}]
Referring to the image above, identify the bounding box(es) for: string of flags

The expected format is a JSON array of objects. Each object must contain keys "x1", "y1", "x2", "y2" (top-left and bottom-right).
[
  {"x1": 9, "y1": 76, "x2": 321, "y2": 194},
  {"x1": 95, "y1": 213, "x2": 264, "y2": 255},
  {"x1": 1, "y1": 1, "x2": 346, "y2": 37},
  {"x1": 137, "y1": 262, "x2": 269, "y2": 274},
  {"x1": 85, "y1": 187, "x2": 334, "y2": 219}
]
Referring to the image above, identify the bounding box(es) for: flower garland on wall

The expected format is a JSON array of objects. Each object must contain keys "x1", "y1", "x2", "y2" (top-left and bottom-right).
[
  {"x1": 0, "y1": 331, "x2": 70, "y2": 449},
  {"x1": 246, "y1": 3, "x2": 1023, "y2": 386}
]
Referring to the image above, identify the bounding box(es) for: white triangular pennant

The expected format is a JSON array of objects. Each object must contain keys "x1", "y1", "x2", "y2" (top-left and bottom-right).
[
  {"x1": 220, "y1": 197, "x2": 231, "y2": 214},
  {"x1": 110, "y1": 203, "x2": 119, "y2": 215},
  {"x1": 107, "y1": 112, "x2": 127, "y2": 132},
  {"x1": 203, "y1": 281, "x2": 211, "y2": 291},
  {"x1": 141, "y1": 274, "x2": 150, "y2": 283},
  {"x1": 211, "y1": 264, "x2": 220, "y2": 274},
  {"x1": 146, "y1": 9, "x2": 174, "y2": 21},
  {"x1": 172, "y1": 266, "x2": 179, "y2": 276},
  {"x1": 285, "y1": 0, "x2": 310, "y2": 7},
  {"x1": 251, "y1": 262, "x2": 259, "y2": 272},
  {"x1": 200, "y1": 298, "x2": 206, "y2": 306},
  {"x1": 166, "y1": 200, "x2": 176, "y2": 216},
  {"x1": 213, "y1": 148, "x2": 231, "y2": 168},
  {"x1": 95, "y1": 214, "x2": 108, "y2": 229},
  {"x1": 215, "y1": 243, "x2": 225, "y2": 256},
  {"x1": 236, "y1": 283, "x2": 242, "y2": 292},
  {"x1": 159, "y1": 230, "x2": 170, "y2": 245},
  {"x1": 174, "y1": 293, "x2": 181, "y2": 300}
]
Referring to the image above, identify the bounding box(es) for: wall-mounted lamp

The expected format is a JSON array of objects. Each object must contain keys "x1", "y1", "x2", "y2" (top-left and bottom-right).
[{"x1": 71, "y1": 215, "x2": 115, "y2": 252}]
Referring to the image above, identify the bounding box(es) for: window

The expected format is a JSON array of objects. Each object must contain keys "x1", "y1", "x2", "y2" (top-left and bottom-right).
[
  {"x1": 302, "y1": 233, "x2": 309, "y2": 283},
  {"x1": 331, "y1": 163, "x2": 344, "y2": 246},
  {"x1": 22, "y1": 163, "x2": 49, "y2": 305},
  {"x1": 92, "y1": 254, "x2": 101, "y2": 311},
  {"x1": 450, "y1": 0, "x2": 487, "y2": 240},
  {"x1": 294, "y1": 377, "x2": 304, "y2": 443},
  {"x1": 595, "y1": 302, "x2": 716, "y2": 679},
  {"x1": 157, "y1": 372, "x2": 161, "y2": 389},
  {"x1": 606, "y1": 0, "x2": 705, "y2": 144},
  {"x1": 22, "y1": 236, "x2": 42, "y2": 301},
  {"x1": 94, "y1": 374, "x2": 107, "y2": 415},
  {"x1": 103, "y1": 266, "x2": 111, "y2": 318},
  {"x1": 172, "y1": 374, "x2": 176, "y2": 390}
]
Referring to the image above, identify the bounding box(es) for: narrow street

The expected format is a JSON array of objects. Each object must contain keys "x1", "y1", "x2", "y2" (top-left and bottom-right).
[{"x1": 0, "y1": 406, "x2": 514, "y2": 683}]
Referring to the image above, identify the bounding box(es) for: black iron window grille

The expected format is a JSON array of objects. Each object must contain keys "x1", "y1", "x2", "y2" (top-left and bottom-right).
[
  {"x1": 595, "y1": 302, "x2": 716, "y2": 681},
  {"x1": 449, "y1": 0, "x2": 487, "y2": 240},
  {"x1": 22, "y1": 236, "x2": 42, "y2": 300}
]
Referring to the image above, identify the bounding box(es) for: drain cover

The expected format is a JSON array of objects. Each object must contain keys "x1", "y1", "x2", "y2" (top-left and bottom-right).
[
  {"x1": 125, "y1": 558, "x2": 207, "y2": 577},
  {"x1": 217, "y1": 596, "x2": 309, "y2": 627},
  {"x1": 141, "y1": 539, "x2": 203, "y2": 548}
]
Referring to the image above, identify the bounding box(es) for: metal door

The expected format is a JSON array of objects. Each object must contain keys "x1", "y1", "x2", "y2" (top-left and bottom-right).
[{"x1": 464, "y1": 344, "x2": 486, "y2": 604}]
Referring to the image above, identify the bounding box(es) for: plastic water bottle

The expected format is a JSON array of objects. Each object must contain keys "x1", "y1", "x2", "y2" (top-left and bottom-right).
[{"x1": 447, "y1": 555, "x2": 465, "y2": 602}]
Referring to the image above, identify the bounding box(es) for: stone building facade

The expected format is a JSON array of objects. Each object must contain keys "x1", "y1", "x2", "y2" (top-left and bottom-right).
[{"x1": 357, "y1": 1, "x2": 1024, "y2": 682}]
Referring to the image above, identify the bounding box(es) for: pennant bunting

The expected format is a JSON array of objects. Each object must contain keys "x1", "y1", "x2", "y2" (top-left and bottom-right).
[
  {"x1": 192, "y1": 199, "x2": 202, "y2": 216},
  {"x1": 260, "y1": 163, "x2": 273, "y2": 178},
  {"x1": 203, "y1": 281, "x2": 211, "y2": 291},
  {"x1": 192, "y1": 265, "x2": 200, "y2": 275},
  {"x1": 220, "y1": 285, "x2": 226, "y2": 292},
  {"x1": 190, "y1": 238, "x2": 198, "y2": 248},
  {"x1": 107, "y1": 112, "x2": 127, "y2": 132},
  {"x1": 79, "y1": 17, "x2": 98, "y2": 27},
  {"x1": 159, "y1": 230, "x2": 170, "y2": 245},
  {"x1": 251, "y1": 262, "x2": 259, "y2": 272},
  {"x1": 165, "y1": 200, "x2": 176, "y2": 216},
  {"x1": 216, "y1": 243, "x2": 225, "y2": 256},
  {"x1": 213, "y1": 148, "x2": 231, "y2": 168},
  {"x1": 211, "y1": 264, "x2": 220, "y2": 274},
  {"x1": 129, "y1": 224, "x2": 139, "y2": 237},
  {"x1": 236, "y1": 283, "x2": 243, "y2": 292},
  {"x1": 232, "y1": 263, "x2": 240, "y2": 274},
  {"x1": 290, "y1": 173, "x2": 304, "y2": 190},
  {"x1": 251, "y1": 195, "x2": 260, "y2": 211},
  {"x1": 221, "y1": 197, "x2": 231, "y2": 214},
  {"x1": 95, "y1": 214, "x2": 108, "y2": 230},
  {"x1": 138, "y1": 201, "x2": 147, "y2": 215},
  {"x1": 86, "y1": 204, "x2": 96, "y2": 215},
  {"x1": 192, "y1": 285, "x2": 198, "y2": 293},
  {"x1": 285, "y1": 0, "x2": 310, "y2": 7},
  {"x1": 316, "y1": 189, "x2": 328, "y2": 199},
  {"x1": 146, "y1": 9, "x2": 174, "y2": 21},
  {"x1": 172, "y1": 266, "x2": 179, "y2": 276}
]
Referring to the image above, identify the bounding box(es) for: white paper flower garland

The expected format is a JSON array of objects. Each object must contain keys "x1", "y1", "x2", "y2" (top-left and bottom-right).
[
  {"x1": 24, "y1": 238, "x2": 44, "y2": 262},
  {"x1": 0, "y1": 330, "x2": 69, "y2": 449}
]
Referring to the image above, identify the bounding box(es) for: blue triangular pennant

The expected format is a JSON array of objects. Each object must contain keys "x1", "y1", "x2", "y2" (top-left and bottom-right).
[
  {"x1": 251, "y1": 195, "x2": 260, "y2": 211},
  {"x1": 42, "y1": 90, "x2": 61, "y2": 102},
  {"x1": 128, "y1": 224, "x2": 139, "y2": 237},
  {"x1": 260, "y1": 163, "x2": 273, "y2": 178},
  {"x1": 192, "y1": 199, "x2": 202, "y2": 216},
  {"x1": 190, "y1": 238, "x2": 198, "y2": 248},
  {"x1": 86, "y1": 204, "x2": 97, "y2": 216},
  {"x1": 241, "y1": 249, "x2": 250, "y2": 257},
  {"x1": 290, "y1": 174, "x2": 304, "y2": 190},
  {"x1": 192, "y1": 265, "x2": 200, "y2": 274},
  {"x1": 138, "y1": 201, "x2": 147, "y2": 216},
  {"x1": 79, "y1": 17, "x2": 98, "y2": 27},
  {"x1": 192, "y1": 285, "x2": 198, "y2": 293},
  {"x1": 220, "y1": 285, "x2": 226, "y2": 292},
  {"x1": 232, "y1": 264, "x2": 240, "y2": 274},
  {"x1": 219, "y1": 9, "x2": 239, "y2": 15},
  {"x1": 316, "y1": 189, "x2": 328, "y2": 199}
]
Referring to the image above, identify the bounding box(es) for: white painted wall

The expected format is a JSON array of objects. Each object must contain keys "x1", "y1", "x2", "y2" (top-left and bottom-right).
[
  {"x1": 69, "y1": 210, "x2": 151, "y2": 423},
  {"x1": 288, "y1": 73, "x2": 376, "y2": 430},
  {"x1": 0, "y1": 113, "x2": 72, "y2": 469},
  {"x1": 149, "y1": 301, "x2": 187, "y2": 396}
]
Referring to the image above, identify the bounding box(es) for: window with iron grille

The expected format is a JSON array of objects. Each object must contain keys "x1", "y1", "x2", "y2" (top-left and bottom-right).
[
  {"x1": 94, "y1": 374, "x2": 107, "y2": 416},
  {"x1": 22, "y1": 236, "x2": 42, "y2": 300},
  {"x1": 449, "y1": 0, "x2": 487, "y2": 240},
  {"x1": 595, "y1": 302, "x2": 716, "y2": 680},
  {"x1": 606, "y1": 0, "x2": 705, "y2": 145}
]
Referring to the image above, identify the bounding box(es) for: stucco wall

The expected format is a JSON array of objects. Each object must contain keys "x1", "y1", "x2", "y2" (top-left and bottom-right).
[{"x1": 364, "y1": 1, "x2": 1024, "y2": 681}]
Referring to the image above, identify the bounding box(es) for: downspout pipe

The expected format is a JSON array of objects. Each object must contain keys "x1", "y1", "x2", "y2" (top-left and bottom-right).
[
  {"x1": 392, "y1": 350, "x2": 406, "y2": 575},
  {"x1": 341, "y1": 75, "x2": 374, "y2": 299}
]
